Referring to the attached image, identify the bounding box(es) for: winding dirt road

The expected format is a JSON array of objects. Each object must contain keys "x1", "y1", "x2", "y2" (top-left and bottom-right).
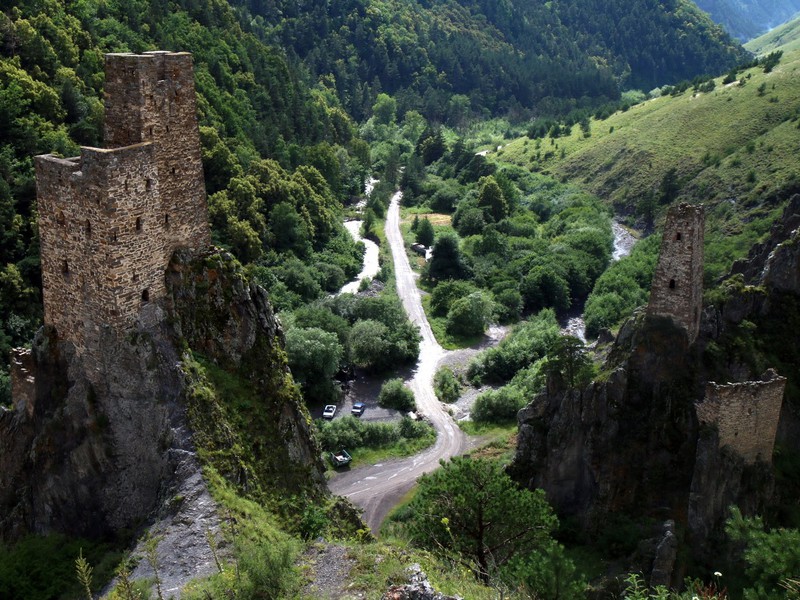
[{"x1": 327, "y1": 191, "x2": 469, "y2": 531}]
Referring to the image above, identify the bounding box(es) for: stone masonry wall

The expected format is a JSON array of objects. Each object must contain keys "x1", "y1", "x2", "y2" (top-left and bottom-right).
[
  {"x1": 696, "y1": 370, "x2": 786, "y2": 464},
  {"x1": 647, "y1": 203, "x2": 705, "y2": 343},
  {"x1": 104, "y1": 52, "x2": 209, "y2": 254},
  {"x1": 35, "y1": 51, "x2": 210, "y2": 351}
]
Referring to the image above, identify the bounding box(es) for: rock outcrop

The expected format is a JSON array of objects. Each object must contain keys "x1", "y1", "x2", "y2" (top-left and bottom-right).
[
  {"x1": 0, "y1": 249, "x2": 325, "y2": 580},
  {"x1": 510, "y1": 312, "x2": 698, "y2": 532},
  {"x1": 382, "y1": 564, "x2": 463, "y2": 600},
  {"x1": 511, "y1": 196, "x2": 800, "y2": 585}
]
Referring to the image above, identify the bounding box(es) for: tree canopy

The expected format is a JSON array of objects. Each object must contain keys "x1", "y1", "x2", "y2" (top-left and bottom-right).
[{"x1": 404, "y1": 456, "x2": 559, "y2": 583}]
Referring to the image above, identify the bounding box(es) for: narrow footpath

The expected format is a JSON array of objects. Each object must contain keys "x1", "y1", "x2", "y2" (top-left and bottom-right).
[{"x1": 328, "y1": 191, "x2": 469, "y2": 531}]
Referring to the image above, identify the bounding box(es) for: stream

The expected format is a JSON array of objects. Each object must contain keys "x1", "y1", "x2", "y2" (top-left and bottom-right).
[
  {"x1": 338, "y1": 178, "x2": 381, "y2": 295},
  {"x1": 561, "y1": 219, "x2": 639, "y2": 341}
]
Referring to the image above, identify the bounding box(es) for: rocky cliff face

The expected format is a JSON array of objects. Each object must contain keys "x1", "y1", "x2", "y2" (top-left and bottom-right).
[
  {"x1": 511, "y1": 196, "x2": 800, "y2": 583},
  {"x1": 0, "y1": 248, "x2": 325, "y2": 544},
  {"x1": 510, "y1": 313, "x2": 698, "y2": 530}
]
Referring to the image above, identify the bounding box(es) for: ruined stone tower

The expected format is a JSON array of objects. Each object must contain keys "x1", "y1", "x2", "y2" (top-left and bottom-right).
[
  {"x1": 696, "y1": 370, "x2": 786, "y2": 464},
  {"x1": 35, "y1": 52, "x2": 210, "y2": 352},
  {"x1": 647, "y1": 203, "x2": 705, "y2": 343}
]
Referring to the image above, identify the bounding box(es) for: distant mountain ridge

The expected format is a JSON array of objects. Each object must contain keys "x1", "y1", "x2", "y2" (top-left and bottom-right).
[
  {"x1": 693, "y1": 0, "x2": 800, "y2": 41},
  {"x1": 254, "y1": 0, "x2": 747, "y2": 121},
  {"x1": 745, "y1": 14, "x2": 800, "y2": 54}
]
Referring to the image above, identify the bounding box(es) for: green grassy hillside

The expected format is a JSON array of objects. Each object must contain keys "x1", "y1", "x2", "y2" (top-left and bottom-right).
[
  {"x1": 746, "y1": 16, "x2": 800, "y2": 54},
  {"x1": 496, "y1": 47, "x2": 800, "y2": 280}
]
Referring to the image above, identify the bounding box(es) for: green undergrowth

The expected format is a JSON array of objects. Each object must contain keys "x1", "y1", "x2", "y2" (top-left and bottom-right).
[
  {"x1": 459, "y1": 420, "x2": 518, "y2": 439},
  {"x1": 0, "y1": 534, "x2": 124, "y2": 600},
  {"x1": 317, "y1": 415, "x2": 436, "y2": 468},
  {"x1": 179, "y1": 468, "x2": 305, "y2": 599},
  {"x1": 343, "y1": 434, "x2": 436, "y2": 468},
  {"x1": 182, "y1": 352, "x2": 323, "y2": 508},
  {"x1": 421, "y1": 294, "x2": 484, "y2": 349},
  {"x1": 336, "y1": 539, "x2": 511, "y2": 599}
]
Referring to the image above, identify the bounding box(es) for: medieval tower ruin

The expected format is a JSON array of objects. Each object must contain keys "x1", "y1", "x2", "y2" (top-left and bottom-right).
[
  {"x1": 647, "y1": 203, "x2": 705, "y2": 343},
  {"x1": 35, "y1": 51, "x2": 210, "y2": 352},
  {"x1": 696, "y1": 370, "x2": 786, "y2": 464}
]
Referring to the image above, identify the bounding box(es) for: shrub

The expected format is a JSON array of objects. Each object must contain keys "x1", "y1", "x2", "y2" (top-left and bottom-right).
[
  {"x1": 446, "y1": 292, "x2": 492, "y2": 337},
  {"x1": 378, "y1": 378, "x2": 416, "y2": 411},
  {"x1": 472, "y1": 386, "x2": 526, "y2": 423},
  {"x1": 434, "y1": 366, "x2": 461, "y2": 403},
  {"x1": 430, "y1": 280, "x2": 478, "y2": 317},
  {"x1": 415, "y1": 217, "x2": 435, "y2": 247},
  {"x1": 468, "y1": 309, "x2": 560, "y2": 384},
  {"x1": 315, "y1": 415, "x2": 432, "y2": 451}
]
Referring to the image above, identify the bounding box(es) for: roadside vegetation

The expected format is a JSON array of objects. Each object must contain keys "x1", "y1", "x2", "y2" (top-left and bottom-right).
[{"x1": 316, "y1": 416, "x2": 435, "y2": 467}]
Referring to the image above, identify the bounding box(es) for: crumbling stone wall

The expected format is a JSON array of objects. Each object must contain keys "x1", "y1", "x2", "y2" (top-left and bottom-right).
[
  {"x1": 35, "y1": 51, "x2": 210, "y2": 352},
  {"x1": 647, "y1": 203, "x2": 705, "y2": 343},
  {"x1": 696, "y1": 370, "x2": 786, "y2": 464}
]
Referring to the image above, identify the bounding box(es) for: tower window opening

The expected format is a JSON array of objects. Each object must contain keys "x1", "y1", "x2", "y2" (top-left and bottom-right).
[
  {"x1": 669, "y1": 279, "x2": 676, "y2": 289},
  {"x1": 86, "y1": 220, "x2": 91, "y2": 237},
  {"x1": 62, "y1": 260, "x2": 69, "y2": 275},
  {"x1": 56, "y1": 211, "x2": 65, "y2": 226},
  {"x1": 111, "y1": 228, "x2": 118, "y2": 243},
  {"x1": 149, "y1": 126, "x2": 153, "y2": 136},
  {"x1": 164, "y1": 213, "x2": 170, "y2": 228},
  {"x1": 124, "y1": 178, "x2": 128, "y2": 191},
  {"x1": 676, "y1": 232, "x2": 682, "y2": 241},
  {"x1": 171, "y1": 167, "x2": 176, "y2": 175},
  {"x1": 132, "y1": 273, "x2": 139, "y2": 282},
  {"x1": 141, "y1": 289, "x2": 150, "y2": 303},
  {"x1": 146, "y1": 178, "x2": 153, "y2": 191},
  {"x1": 135, "y1": 217, "x2": 142, "y2": 232}
]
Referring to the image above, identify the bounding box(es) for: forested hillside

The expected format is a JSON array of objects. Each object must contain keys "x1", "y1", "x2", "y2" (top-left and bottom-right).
[
  {"x1": 260, "y1": 0, "x2": 747, "y2": 122},
  {"x1": 0, "y1": 0, "x2": 748, "y2": 400},
  {"x1": 494, "y1": 46, "x2": 800, "y2": 335},
  {"x1": 694, "y1": 0, "x2": 800, "y2": 41},
  {"x1": 0, "y1": 0, "x2": 369, "y2": 401}
]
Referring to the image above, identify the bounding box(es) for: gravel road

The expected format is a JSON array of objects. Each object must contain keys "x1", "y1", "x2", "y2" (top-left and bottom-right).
[{"x1": 327, "y1": 191, "x2": 469, "y2": 531}]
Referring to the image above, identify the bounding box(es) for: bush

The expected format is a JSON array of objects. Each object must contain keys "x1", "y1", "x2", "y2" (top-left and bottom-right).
[
  {"x1": 446, "y1": 292, "x2": 492, "y2": 337},
  {"x1": 315, "y1": 415, "x2": 431, "y2": 451},
  {"x1": 430, "y1": 280, "x2": 478, "y2": 317},
  {"x1": 416, "y1": 218, "x2": 435, "y2": 247},
  {"x1": 472, "y1": 386, "x2": 526, "y2": 423},
  {"x1": 378, "y1": 378, "x2": 416, "y2": 411},
  {"x1": 434, "y1": 366, "x2": 461, "y2": 403},
  {"x1": 468, "y1": 309, "x2": 560, "y2": 384}
]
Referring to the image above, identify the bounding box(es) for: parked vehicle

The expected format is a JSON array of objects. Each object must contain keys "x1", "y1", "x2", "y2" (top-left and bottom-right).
[
  {"x1": 330, "y1": 449, "x2": 352, "y2": 467},
  {"x1": 351, "y1": 402, "x2": 366, "y2": 416},
  {"x1": 322, "y1": 405, "x2": 337, "y2": 419}
]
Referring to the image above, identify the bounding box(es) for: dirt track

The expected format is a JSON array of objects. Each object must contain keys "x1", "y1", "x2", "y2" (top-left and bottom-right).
[{"x1": 327, "y1": 191, "x2": 469, "y2": 531}]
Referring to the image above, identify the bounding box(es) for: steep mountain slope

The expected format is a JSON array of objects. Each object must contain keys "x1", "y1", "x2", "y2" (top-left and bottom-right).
[
  {"x1": 746, "y1": 14, "x2": 800, "y2": 54},
  {"x1": 496, "y1": 47, "x2": 800, "y2": 281},
  {"x1": 694, "y1": 0, "x2": 800, "y2": 41},
  {"x1": 258, "y1": 0, "x2": 747, "y2": 121}
]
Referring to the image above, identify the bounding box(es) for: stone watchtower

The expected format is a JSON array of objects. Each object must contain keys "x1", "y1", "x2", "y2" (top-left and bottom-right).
[
  {"x1": 35, "y1": 52, "x2": 210, "y2": 352},
  {"x1": 647, "y1": 203, "x2": 705, "y2": 343}
]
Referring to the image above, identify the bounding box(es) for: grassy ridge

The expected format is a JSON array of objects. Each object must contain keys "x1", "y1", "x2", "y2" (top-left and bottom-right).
[
  {"x1": 496, "y1": 46, "x2": 800, "y2": 280},
  {"x1": 746, "y1": 17, "x2": 800, "y2": 55}
]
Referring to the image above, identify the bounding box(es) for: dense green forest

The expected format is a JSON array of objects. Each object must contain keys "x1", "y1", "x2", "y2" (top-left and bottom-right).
[
  {"x1": 0, "y1": 0, "x2": 751, "y2": 400},
  {"x1": 0, "y1": 0, "x2": 372, "y2": 401},
  {"x1": 259, "y1": 0, "x2": 747, "y2": 122}
]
